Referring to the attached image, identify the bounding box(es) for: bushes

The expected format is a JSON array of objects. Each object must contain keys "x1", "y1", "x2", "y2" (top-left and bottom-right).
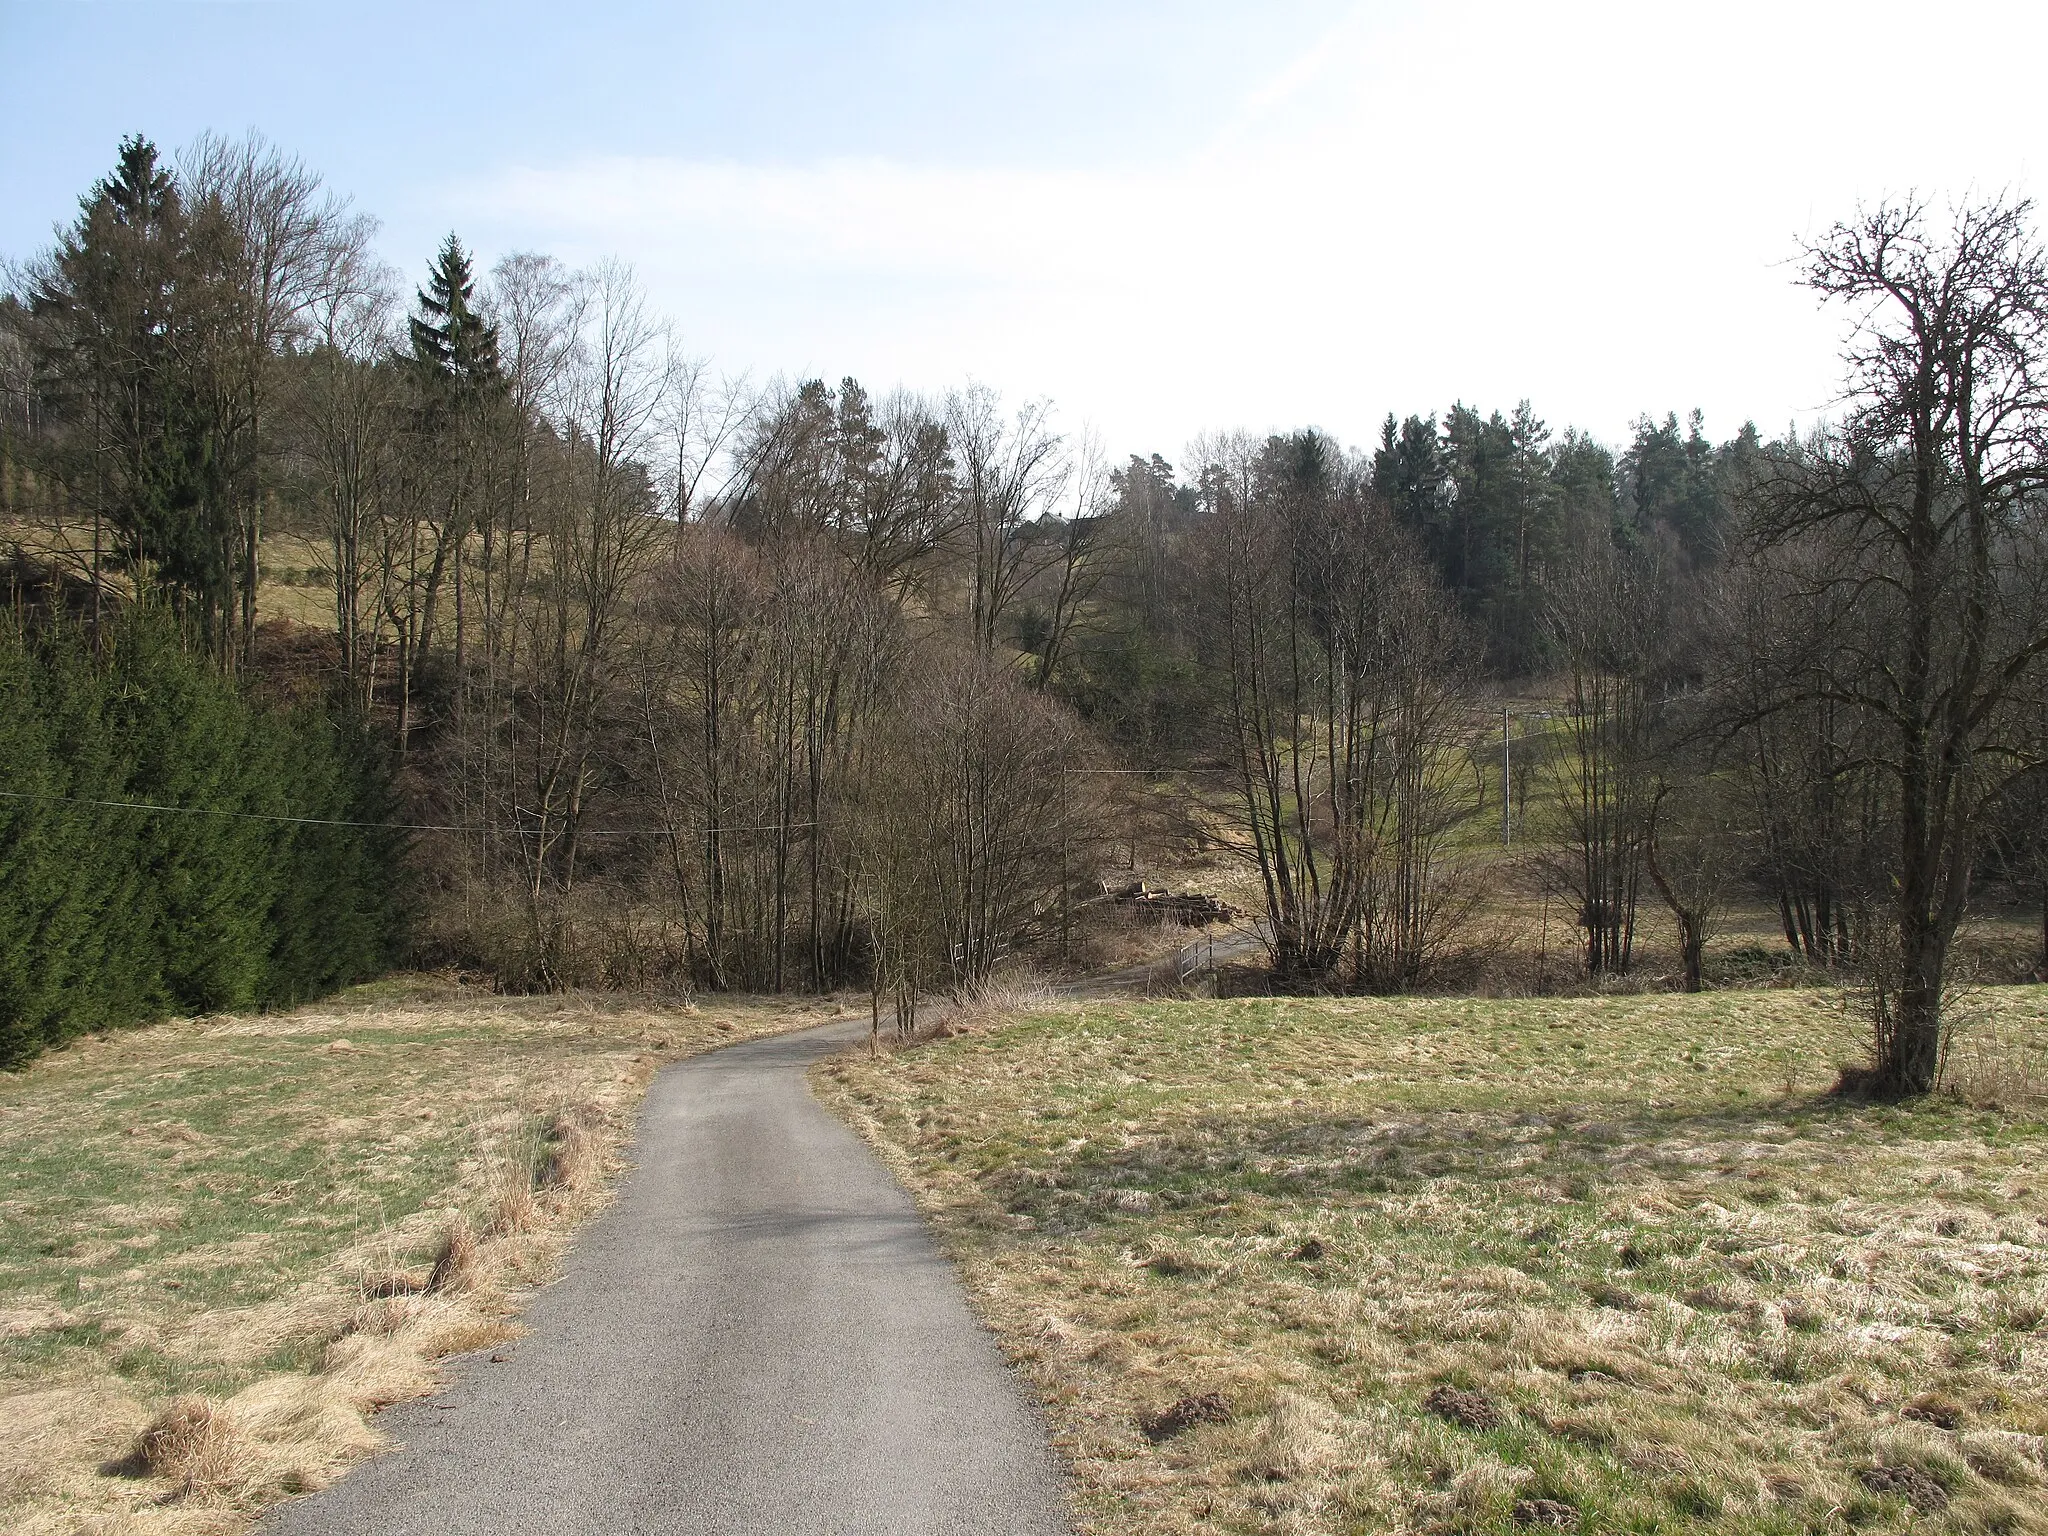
[{"x1": 0, "y1": 614, "x2": 406, "y2": 1067}]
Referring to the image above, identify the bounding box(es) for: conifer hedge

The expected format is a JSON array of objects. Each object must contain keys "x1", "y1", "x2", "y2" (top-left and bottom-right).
[{"x1": 0, "y1": 615, "x2": 407, "y2": 1067}]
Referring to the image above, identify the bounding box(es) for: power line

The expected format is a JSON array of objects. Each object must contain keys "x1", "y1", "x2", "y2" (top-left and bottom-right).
[{"x1": 0, "y1": 788, "x2": 826, "y2": 839}]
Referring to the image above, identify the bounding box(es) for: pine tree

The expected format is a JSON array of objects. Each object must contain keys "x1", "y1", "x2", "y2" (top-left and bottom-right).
[
  {"x1": 0, "y1": 613, "x2": 408, "y2": 1066},
  {"x1": 24, "y1": 137, "x2": 217, "y2": 621},
  {"x1": 409, "y1": 234, "x2": 501, "y2": 395}
]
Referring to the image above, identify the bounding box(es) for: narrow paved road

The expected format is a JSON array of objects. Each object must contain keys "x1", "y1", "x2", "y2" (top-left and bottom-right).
[{"x1": 265, "y1": 1019, "x2": 1072, "y2": 1536}]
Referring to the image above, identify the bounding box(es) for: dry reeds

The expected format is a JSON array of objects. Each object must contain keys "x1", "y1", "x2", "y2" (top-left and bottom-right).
[
  {"x1": 919, "y1": 972, "x2": 1057, "y2": 1040},
  {"x1": 1941, "y1": 999, "x2": 2048, "y2": 1107},
  {"x1": 492, "y1": 1177, "x2": 537, "y2": 1236}
]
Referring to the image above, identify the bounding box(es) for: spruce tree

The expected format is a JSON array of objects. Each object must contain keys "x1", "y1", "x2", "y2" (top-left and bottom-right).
[
  {"x1": 0, "y1": 613, "x2": 408, "y2": 1066},
  {"x1": 409, "y1": 234, "x2": 501, "y2": 395}
]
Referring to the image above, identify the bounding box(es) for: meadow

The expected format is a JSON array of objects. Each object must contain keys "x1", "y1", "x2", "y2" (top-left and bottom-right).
[{"x1": 821, "y1": 986, "x2": 2048, "y2": 1534}]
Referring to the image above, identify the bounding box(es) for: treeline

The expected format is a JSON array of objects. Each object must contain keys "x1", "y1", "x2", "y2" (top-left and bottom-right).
[
  {"x1": 7, "y1": 135, "x2": 2047, "y2": 1099},
  {"x1": 1150, "y1": 198, "x2": 2048, "y2": 1099},
  {"x1": 0, "y1": 611, "x2": 403, "y2": 1066},
  {"x1": 2, "y1": 138, "x2": 1109, "y2": 1018}
]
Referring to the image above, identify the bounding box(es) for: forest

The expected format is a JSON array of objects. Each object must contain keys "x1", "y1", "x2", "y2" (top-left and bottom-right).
[{"x1": 4, "y1": 133, "x2": 2047, "y2": 1097}]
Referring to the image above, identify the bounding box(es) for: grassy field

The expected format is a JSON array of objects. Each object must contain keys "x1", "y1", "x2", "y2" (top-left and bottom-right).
[
  {"x1": 0, "y1": 978, "x2": 831, "y2": 1535},
  {"x1": 820, "y1": 986, "x2": 2048, "y2": 1535}
]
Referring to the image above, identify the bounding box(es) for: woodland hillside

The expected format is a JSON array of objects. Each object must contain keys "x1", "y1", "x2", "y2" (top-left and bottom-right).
[{"x1": 6, "y1": 136, "x2": 2048, "y2": 1095}]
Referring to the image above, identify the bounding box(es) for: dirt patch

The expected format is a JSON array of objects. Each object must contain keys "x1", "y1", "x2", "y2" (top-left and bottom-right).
[
  {"x1": 1137, "y1": 1392, "x2": 1232, "y2": 1443},
  {"x1": 1424, "y1": 1384, "x2": 1506, "y2": 1432},
  {"x1": 1857, "y1": 1463, "x2": 1951, "y2": 1512}
]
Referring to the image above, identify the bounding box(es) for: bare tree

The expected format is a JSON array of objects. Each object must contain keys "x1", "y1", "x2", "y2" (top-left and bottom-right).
[
  {"x1": 861, "y1": 648, "x2": 1090, "y2": 992},
  {"x1": 293, "y1": 254, "x2": 398, "y2": 708},
  {"x1": 1543, "y1": 542, "x2": 1663, "y2": 977},
  {"x1": 658, "y1": 345, "x2": 748, "y2": 534},
  {"x1": 1348, "y1": 558, "x2": 1481, "y2": 989},
  {"x1": 511, "y1": 259, "x2": 669, "y2": 972},
  {"x1": 467, "y1": 252, "x2": 588, "y2": 874},
  {"x1": 1024, "y1": 428, "x2": 1114, "y2": 690},
  {"x1": 1751, "y1": 197, "x2": 2048, "y2": 1094},
  {"x1": 948, "y1": 386, "x2": 1071, "y2": 653},
  {"x1": 845, "y1": 388, "x2": 958, "y2": 600},
  {"x1": 181, "y1": 130, "x2": 375, "y2": 663},
  {"x1": 1644, "y1": 737, "x2": 1751, "y2": 992},
  {"x1": 1722, "y1": 546, "x2": 1888, "y2": 962},
  {"x1": 1203, "y1": 431, "x2": 1478, "y2": 986}
]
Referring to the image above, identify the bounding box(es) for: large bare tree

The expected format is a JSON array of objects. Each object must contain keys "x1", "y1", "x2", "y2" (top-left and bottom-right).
[
  {"x1": 948, "y1": 386, "x2": 1071, "y2": 653},
  {"x1": 1752, "y1": 197, "x2": 2048, "y2": 1094},
  {"x1": 181, "y1": 130, "x2": 375, "y2": 662}
]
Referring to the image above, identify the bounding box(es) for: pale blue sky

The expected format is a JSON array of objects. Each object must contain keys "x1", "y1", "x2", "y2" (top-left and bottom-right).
[{"x1": 6, "y1": 1, "x2": 2044, "y2": 462}]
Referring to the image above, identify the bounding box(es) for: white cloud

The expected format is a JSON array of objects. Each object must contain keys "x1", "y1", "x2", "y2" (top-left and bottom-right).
[{"x1": 444, "y1": 0, "x2": 2046, "y2": 461}]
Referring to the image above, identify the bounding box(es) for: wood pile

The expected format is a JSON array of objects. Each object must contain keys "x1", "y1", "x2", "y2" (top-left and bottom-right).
[{"x1": 1103, "y1": 880, "x2": 1237, "y2": 926}]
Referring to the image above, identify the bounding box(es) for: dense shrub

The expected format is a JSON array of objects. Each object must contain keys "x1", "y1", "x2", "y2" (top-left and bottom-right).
[{"x1": 0, "y1": 614, "x2": 406, "y2": 1067}]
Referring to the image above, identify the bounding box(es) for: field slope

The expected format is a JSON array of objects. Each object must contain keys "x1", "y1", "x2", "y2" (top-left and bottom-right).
[
  {"x1": 0, "y1": 980, "x2": 831, "y2": 1535},
  {"x1": 821, "y1": 988, "x2": 2048, "y2": 1535}
]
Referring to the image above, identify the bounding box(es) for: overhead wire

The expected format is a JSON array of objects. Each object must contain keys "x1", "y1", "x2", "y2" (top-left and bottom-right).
[{"x1": 0, "y1": 788, "x2": 824, "y2": 838}]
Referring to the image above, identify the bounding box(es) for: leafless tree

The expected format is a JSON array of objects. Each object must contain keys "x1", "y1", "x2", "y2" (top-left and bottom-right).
[
  {"x1": 1749, "y1": 196, "x2": 2048, "y2": 1094},
  {"x1": 1347, "y1": 557, "x2": 1482, "y2": 989},
  {"x1": 860, "y1": 647, "x2": 1091, "y2": 994},
  {"x1": 1644, "y1": 735, "x2": 1751, "y2": 992},
  {"x1": 948, "y1": 386, "x2": 1071, "y2": 652},
  {"x1": 1721, "y1": 546, "x2": 1888, "y2": 962},
  {"x1": 1203, "y1": 430, "x2": 1479, "y2": 987},
  {"x1": 509, "y1": 259, "x2": 669, "y2": 974},
  {"x1": 1542, "y1": 541, "x2": 1663, "y2": 977},
  {"x1": 658, "y1": 345, "x2": 748, "y2": 533},
  {"x1": 1024, "y1": 429, "x2": 1115, "y2": 690},
  {"x1": 180, "y1": 130, "x2": 375, "y2": 662},
  {"x1": 293, "y1": 254, "x2": 398, "y2": 708}
]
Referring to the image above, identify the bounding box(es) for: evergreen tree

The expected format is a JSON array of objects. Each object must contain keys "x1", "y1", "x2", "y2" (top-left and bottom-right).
[
  {"x1": 1373, "y1": 413, "x2": 1447, "y2": 548},
  {"x1": 390, "y1": 234, "x2": 505, "y2": 754},
  {"x1": 1620, "y1": 409, "x2": 1747, "y2": 565},
  {"x1": 22, "y1": 137, "x2": 227, "y2": 624},
  {"x1": 1550, "y1": 428, "x2": 1619, "y2": 549},
  {"x1": 0, "y1": 612, "x2": 407, "y2": 1067},
  {"x1": 409, "y1": 234, "x2": 501, "y2": 395}
]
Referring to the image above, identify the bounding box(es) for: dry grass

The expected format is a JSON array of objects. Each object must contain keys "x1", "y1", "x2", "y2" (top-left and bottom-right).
[
  {"x1": 0, "y1": 977, "x2": 833, "y2": 1534},
  {"x1": 135, "y1": 1396, "x2": 251, "y2": 1500},
  {"x1": 818, "y1": 985, "x2": 2048, "y2": 1535}
]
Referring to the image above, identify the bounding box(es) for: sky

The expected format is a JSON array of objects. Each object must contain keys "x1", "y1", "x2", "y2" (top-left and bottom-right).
[{"x1": 4, "y1": 0, "x2": 2044, "y2": 468}]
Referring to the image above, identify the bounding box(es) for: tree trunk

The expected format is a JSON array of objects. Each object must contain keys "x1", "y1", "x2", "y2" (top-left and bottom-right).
[
  {"x1": 1888, "y1": 911, "x2": 1946, "y2": 1095},
  {"x1": 1680, "y1": 919, "x2": 1704, "y2": 993}
]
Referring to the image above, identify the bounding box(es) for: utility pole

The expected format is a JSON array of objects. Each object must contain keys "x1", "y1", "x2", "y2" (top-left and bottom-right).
[
  {"x1": 1059, "y1": 768, "x2": 1070, "y2": 957},
  {"x1": 1502, "y1": 707, "x2": 1512, "y2": 848}
]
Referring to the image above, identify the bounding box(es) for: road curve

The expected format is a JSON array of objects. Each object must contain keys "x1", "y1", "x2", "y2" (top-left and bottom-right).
[{"x1": 264, "y1": 1018, "x2": 1073, "y2": 1536}]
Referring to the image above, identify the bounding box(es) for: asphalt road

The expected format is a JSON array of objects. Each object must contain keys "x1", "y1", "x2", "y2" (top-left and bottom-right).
[{"x1": 264, "y1": 1018, "x2": 1073, "y2": 1536}]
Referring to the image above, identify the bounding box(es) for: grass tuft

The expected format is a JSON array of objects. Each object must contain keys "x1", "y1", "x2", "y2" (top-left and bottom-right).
[
  {"x1": 540, "y1": 1111, "x2": 599, "y2": 1194},
  {"x1": 425, "y1": 1215, "x2": 479, "y2": 1296},
  {"x1": 135, "y1": 1394, "x2": 250, "y2": 1499}
]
